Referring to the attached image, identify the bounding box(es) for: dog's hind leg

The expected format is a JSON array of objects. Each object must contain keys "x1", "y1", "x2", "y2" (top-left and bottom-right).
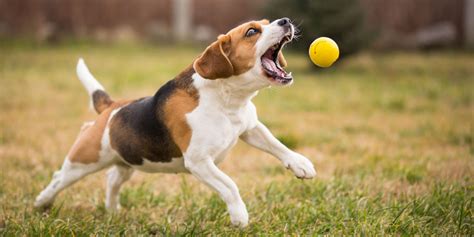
[
  {"x1": 34, "y1": 159, "x2": 112, "y2": 209},
  {"x1": 105, "y1": 165, "x2": 133, "y2": 211}
]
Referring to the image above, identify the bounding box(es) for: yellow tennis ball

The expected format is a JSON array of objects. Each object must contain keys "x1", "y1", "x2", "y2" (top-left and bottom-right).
[{"x1": 308, "y1": 37, "x2": 339, "y2": 68}]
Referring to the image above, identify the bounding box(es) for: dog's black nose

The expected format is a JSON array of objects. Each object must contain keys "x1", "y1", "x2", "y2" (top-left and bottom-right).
[{"x1": 277, "y1": 18, "x2": 290, "y2": 26}]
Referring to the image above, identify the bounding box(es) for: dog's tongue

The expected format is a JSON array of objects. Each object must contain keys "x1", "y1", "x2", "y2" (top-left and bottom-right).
[{"x1": 262, "y1": 57, "x2": 286, "y2": 77}]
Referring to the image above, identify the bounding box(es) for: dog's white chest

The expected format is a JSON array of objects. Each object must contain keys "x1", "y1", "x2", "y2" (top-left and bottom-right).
[
  {"x1": 212, "y1": 108, "x2": 251, "y2": 164},
  {"x1": 224, "y1": 105, "x2": 253, "y2": 136},
  {"x1": 185, "y1": 88, "x2": 258, "y2": 164}
]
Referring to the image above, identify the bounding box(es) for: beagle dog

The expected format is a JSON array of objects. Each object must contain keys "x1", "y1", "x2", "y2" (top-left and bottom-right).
[{"x1": 35, "y1": 18, "x2": 316, "y2": 227}]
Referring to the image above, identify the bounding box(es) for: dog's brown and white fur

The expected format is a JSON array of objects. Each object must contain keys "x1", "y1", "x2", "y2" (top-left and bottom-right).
[{"x1": 35, "y1": 18, "x2": 316, "y2": 227}]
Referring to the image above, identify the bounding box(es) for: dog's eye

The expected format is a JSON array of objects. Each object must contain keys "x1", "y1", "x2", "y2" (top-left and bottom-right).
[{"x1": 245, "y1": 28, "x2": 259, "y2": 37}]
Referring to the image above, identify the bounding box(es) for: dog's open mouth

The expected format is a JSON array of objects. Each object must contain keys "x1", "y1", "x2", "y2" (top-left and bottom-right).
[{"x1": 261, "y1": 35, "x2": 292, "y2": 85}]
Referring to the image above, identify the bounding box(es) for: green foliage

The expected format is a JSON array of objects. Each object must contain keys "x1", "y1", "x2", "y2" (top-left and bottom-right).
[{"x1": 263, "y1": 0, "x2": 371, "y2": 57}]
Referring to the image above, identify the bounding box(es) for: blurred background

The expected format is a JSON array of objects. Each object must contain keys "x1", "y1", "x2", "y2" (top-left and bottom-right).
[
  {"x1": 0, "y1": 0, "x2": 472, "y2": 53},
  {"x1": 0, "y1": 0, "x2": 472, "y2": 235}
]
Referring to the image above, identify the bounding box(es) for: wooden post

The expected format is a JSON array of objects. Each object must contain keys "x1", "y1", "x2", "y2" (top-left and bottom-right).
[
  {"x1": 466, "y1": 0, "x2": 474, "y2": 47},
  {"x1": 173, "y1": 0, "x2": 192, "y2": 41}
]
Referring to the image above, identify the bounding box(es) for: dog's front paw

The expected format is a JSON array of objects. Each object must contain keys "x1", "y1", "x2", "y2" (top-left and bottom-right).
[
  {"x1": 284, "y1": 153, "x2": 317, "y2": 179},
  {"x1": 228, "y1": 202, "x2": 249, "y2": 228},
  {"x1": 34, "y1": 193, "x2": 54, "y2": 210},
  {"x1": 105, "y1": 203, "x2": 122, "y2": 212}
]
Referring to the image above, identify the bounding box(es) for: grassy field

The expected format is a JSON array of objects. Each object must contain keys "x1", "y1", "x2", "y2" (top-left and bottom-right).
[{"x1": 0, "y1": 42, "x2": 472, "y2": 235}]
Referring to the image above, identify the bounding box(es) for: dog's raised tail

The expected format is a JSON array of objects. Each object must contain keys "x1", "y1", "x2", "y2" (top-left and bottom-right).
[{"x1": 76, "y1": 58, "x2": 114, "y2": 114}]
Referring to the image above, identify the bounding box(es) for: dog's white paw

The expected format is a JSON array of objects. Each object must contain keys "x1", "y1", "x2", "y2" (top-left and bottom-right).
[
  {"x1": 228, "y1": 202, "x2": 249, "y2": 228},
  {"x1": 105, "y1": 203, "x2": 122, "y2": 212},
  {"x1": 34, "y1": 193, "x2": 54, "y2": 209},
  {"x1": 284, "y1": 153, "x2": 317, "y2": 179}
]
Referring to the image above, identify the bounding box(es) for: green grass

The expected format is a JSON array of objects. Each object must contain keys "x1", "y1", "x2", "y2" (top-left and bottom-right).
[{"x1": 0, "y1": 42, "x2": 472, "y2": 235}]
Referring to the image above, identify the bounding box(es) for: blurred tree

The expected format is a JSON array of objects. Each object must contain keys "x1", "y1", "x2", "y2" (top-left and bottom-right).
[{"x1": 263, "y1": 0, "x2": 371, "y2": 57}]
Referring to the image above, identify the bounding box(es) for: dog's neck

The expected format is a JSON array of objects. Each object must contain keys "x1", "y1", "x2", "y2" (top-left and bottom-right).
[{"x1": 192, "y1": 72, "x2": 264, "y2": 110}]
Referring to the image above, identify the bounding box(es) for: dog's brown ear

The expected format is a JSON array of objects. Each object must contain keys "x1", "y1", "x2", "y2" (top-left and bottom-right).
[
  {"x1": 194, "y1": 34, "x2": 234, "y2": 79},
  {"x1": 278, "y1": 51, "x2": 287, "y2": 68}
]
